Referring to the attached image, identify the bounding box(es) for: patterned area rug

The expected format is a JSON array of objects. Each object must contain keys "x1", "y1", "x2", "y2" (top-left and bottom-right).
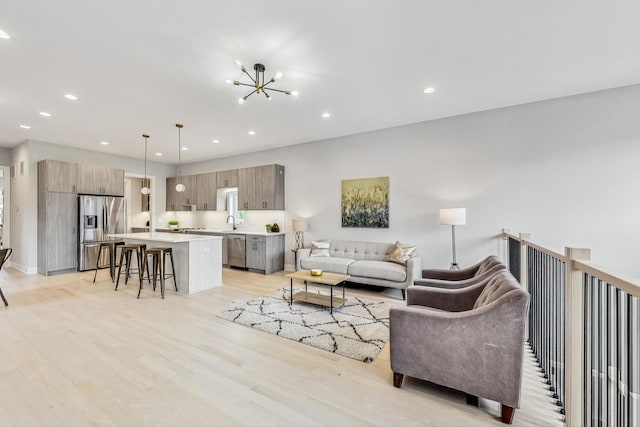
[{"x1": 218, "y1": 288, "x2": 390, "y2": 363}]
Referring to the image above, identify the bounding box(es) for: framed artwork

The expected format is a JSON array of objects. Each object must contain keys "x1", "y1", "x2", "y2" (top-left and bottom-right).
[{"x1": 341, "y1": 176, "x2": 389, "y2": 228}]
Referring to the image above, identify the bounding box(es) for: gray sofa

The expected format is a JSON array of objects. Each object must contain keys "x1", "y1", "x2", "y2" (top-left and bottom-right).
[
  {"x1": 297, "y1": 239, "x2": 421, "y2": 298},
  {"x1": 390, "y1": 271, "x2": 529, "y2": 424}
]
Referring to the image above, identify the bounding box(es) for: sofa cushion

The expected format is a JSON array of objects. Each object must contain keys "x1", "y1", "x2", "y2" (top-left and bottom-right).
[
  {"x1": 385, "y1": 241, "x2": 417, "y2": 265},
  {"x1": 309, "y1": 240, "x2": 331, "y2": 257},
  {"x1": 348, "y1": 260, "x2": 407, "y2": 282},
  {"x1": 329, "y1": 240, "x2": 394, "y2": 261},
  {"x1": 300, "y1": 256, "x2": 355, "y2": 274}
]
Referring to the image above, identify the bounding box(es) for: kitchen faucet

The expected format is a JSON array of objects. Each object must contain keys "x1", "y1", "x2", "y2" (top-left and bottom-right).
[{"x1": 226, "y1": 214, "x2": 237, "y2": 231}]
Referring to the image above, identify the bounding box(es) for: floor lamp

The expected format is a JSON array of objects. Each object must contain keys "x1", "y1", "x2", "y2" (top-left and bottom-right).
[{"x1": 440, "y1": 208, "x2": 466, "y2": 270}]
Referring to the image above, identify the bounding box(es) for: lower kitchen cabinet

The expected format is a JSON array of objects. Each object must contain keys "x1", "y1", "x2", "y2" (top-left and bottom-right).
[{"x1": 246, "y1": 234, "x2": 284, "y2": 274}]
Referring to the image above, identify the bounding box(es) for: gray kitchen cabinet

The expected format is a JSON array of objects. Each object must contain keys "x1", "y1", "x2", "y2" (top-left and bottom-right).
[
  {"x1": 196, "y1": 172, "x2": 217, "y2": 210},
  {"x1": 255, "y1": 164, "x2": 285, "y2": 210},
  {"x1": 246, "y1": 235, "x2": 266, "y2": 271},
  {"x1": 37, "y1": 160, "x2": 78, "y2": 275},
  {"x1": 77, "y1": 164, "x2": 124, "y2": 195},
  {"x1": 40, "y1": 159, "x2": 77, "y2": 193},
  {"x1": 217, "y1": 169, "x2": 238, "y2": 188},
  {"x1": 166, "y1": 177, "x2": 177, "y2": 211},
  {"x1": 238, "y1": 167, "x2": 256, "y2": 210},
  {"x1": 166, "y1": 175, "x2": 197, "y2": 210},
  {"x1": 238, "y1": 164, "x2": 285, "y2": 210},
  {"x1": 245, "y1": 234, "x2": 284, "y2": 274}
]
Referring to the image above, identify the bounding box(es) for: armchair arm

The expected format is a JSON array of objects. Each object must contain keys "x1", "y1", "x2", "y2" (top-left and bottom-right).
[
  {"x1": 390, "y1": 290, "x2": 530, "y2": 408},
  {"x1": 406, "y1": 283, "x2": 483, "y2": 312},
  {"x1": 414, "y1": 264, "x2": 507, "y2": 289}
]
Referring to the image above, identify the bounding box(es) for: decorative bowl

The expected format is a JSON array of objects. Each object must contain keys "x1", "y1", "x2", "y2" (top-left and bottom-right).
[{"x1": 310, "y1": 269, "x2": 323, "y2": 277}]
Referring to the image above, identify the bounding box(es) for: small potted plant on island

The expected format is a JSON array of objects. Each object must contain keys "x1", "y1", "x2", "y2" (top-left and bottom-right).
[
  {"x1": 265, "y1": 224, "x2": 272, "y2": 233},
  {"x1": 168, "y1": 219, "x2": 179, "y2": 229}
]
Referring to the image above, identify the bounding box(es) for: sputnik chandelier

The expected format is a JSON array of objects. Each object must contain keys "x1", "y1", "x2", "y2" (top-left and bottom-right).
[{"x1": 227, "y1": 60, "x2": 297, "y2": 104}]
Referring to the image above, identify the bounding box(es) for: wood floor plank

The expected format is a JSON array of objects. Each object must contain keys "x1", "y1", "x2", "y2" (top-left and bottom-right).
[{"x1": 0, "y1": 266, "x2": 562, "y2": 426}]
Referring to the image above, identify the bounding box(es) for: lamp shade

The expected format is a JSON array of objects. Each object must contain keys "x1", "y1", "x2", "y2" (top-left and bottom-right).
[
  {"x1": 439, "y1": 208, "x2": 466, "y2": 226},
  {"x1": 292, "y1": 219, "x2": 309, "y2": 232}
]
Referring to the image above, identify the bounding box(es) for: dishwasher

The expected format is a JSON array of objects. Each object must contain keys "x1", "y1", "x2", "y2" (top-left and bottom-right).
[{"x1": 227, "y1": 234, "x2": 246, "y2": 268}]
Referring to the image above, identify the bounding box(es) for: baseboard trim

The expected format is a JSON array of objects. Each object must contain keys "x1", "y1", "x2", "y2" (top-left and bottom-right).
[{"x1": 9, "y1": 261, "x2": 38, "y2": 275}]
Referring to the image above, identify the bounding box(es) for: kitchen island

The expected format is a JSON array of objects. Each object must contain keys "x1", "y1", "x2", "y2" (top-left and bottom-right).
[{"x1": 109, "y1": 232, "x2": 223, "y2": 294}]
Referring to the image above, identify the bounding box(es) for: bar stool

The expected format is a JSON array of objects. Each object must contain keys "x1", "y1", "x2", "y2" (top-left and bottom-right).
[
  {"x1": 92, "y1": 240, "x2": 125, "y2": 283},
  {"x1": 114, "y1": 244, "x2": 148, "y2": 291},
  {"x1": 140, "y1": 247, "x2": 177, "y2": 299}
]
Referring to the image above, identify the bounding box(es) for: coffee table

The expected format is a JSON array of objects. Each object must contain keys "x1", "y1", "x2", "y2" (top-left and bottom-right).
[{"x1": 286, "y1": 270, "x2": 350, "y2": 314}]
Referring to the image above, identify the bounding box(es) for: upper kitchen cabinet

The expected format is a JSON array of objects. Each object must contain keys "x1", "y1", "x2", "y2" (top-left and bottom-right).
[
  {"x1": 196, "y1": 172, "x2": 217, "y2": 211},
  {"x1": 217, "y1": 169, "x2": 238, "y2": 188},
  {"x1": 77, "y1": 164, "x2": 124, "y2": 196},
  {"x1": 38, "y1": 160, "x2": 77, "y2": 193},
  {"x1": 255, "y1": 164, "x2": 285, "y2": 210},
  {"x1": 239, "y1": 164, "x2": 285, "y2": 210},
  {"x1": 238, "y1": 167, "x2": 256, "y2": 210},
  {"x1": 166, "y1": 177, "x2": 177, "y2": 211},
  {"x1": 166, "y1": 175, "x2": 197, "y2": 210}
]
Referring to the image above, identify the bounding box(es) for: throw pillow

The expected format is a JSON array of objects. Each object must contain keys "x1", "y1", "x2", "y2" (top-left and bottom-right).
[
  {"x1": 309, "y1": 240, "x2": 331, "y2": 257},
  {"x1": 385, "y1": 241, "x2": 417, "y2": 265}
]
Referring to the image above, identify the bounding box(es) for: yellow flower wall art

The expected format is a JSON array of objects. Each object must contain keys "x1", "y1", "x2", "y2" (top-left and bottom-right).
[{"x1": 341, "y1": 176, "x2": 389, "y2": 228}]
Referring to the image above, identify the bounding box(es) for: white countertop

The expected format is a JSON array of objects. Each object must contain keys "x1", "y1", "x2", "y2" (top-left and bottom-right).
[
  {"x1": 191, "y1": 229, "x2": 285, "y2": 236},
  {"x1": 110, "y1": 232, "x2": 222, "y2": 243}
]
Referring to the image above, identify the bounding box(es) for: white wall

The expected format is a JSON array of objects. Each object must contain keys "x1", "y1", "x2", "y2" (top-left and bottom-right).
[
  {"x1": 11, "y1": 140, "x2": 175, "y2": 273},
  {"x1": 181, "y1": 84, "x2": 640, "y2": 278},
  {"x1": 10, "y1": 84, "x2": 640, "y2": 277}
]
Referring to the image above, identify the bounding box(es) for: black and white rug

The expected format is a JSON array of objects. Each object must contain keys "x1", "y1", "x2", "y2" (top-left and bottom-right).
[{"x1": 217, "y1": 288, "x2": 390, "y2": 363}]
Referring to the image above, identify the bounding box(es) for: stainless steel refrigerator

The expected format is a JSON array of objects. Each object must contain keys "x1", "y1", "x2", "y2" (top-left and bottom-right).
[{"x1": 78, "y1": 195, "x2": 126, "y2": 271}]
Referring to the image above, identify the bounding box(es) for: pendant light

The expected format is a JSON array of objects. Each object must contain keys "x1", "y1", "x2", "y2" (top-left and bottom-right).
[
  {"x1": 140, "y1": 134, "x2": 151, "y2": 195},
  {"x1": 175, "y1": 123, "x2": 185, "y2": 193}
]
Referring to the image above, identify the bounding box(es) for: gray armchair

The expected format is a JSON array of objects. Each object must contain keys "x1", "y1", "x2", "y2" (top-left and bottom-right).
[
  {"x1": 415, "y1": 255, "x2": 506, "y2": 289},
  {"x1": 389, "y1": 271, "x2": 529, "y2": 424}
]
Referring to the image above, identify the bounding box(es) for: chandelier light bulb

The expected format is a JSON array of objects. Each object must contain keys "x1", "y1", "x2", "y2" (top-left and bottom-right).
[
  {"x1": 175, "y1": 183, "x2": 185, "y2": 192},
  {"x1": 141, "y1": 186, "x2": 150, "y2": 195},
  {"x1": 235, "y1": 60, "x2": 242, "y2": 67},
  {"x1": 225, "y1": 79, "x2": 233, "y2": 84},
  {"x1": 274, "y1": 71, "x2": 283, "y2": 80},
  {"x1": 291, "y1": 90, "x2": 299, "y2": 97},
  {"x1": 238, "y1": 97, "x2": 245, "y2": 104}
]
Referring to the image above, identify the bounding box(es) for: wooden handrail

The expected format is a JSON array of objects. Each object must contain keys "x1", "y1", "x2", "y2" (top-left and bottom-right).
[{"x1": 573, "y1": 259, "x2": 640, "y2": 298}]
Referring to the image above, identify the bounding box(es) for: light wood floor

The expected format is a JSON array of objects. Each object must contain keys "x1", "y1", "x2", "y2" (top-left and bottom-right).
[{"x1": 0, "y1": 267, "x2": 563, "y2": 426}]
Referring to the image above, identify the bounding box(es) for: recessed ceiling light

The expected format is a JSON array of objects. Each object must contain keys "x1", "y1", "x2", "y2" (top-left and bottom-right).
[
  {"x1": 155, "y1": 152, "x2": 163, "y2": 156},
  {"x1": 322, "y1": 112, "x2": 331, "y2": 118},
  {"x1": 19, "y1": 124, "x2": 31, "y2": 130},
  {"x1": 0, "y1": 29, "x2": 9, "y2": 40},
  {"x1": 212, "y1": 139, "x2": 220, "y2": 144},
  {"x1": 248, "y1": 130, "x2": 256, "y2": 135},
  {"x1": 64, "y1": 94, "x2": 78, "y2": 101},
  {"x1": 423, "y1": 87, "x2": 435, "y2": 94},
  {"x1": 181, "y1": 146, "x2": 188, "y2": 151},
  {"x1": 291, "y1": 91, "x2": 299, "y2": 97},
  {"x1": 100, "y1": 141, "x2": 109, "y2": 146},
  {"x1": 39, "y1": 111, "x2": 52, "y2": 117}
]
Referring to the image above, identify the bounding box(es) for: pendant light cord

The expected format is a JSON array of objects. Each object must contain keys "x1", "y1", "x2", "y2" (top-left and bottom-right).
[{"x1": 176, "y1": 123, "x2": 183, "y2": 182}]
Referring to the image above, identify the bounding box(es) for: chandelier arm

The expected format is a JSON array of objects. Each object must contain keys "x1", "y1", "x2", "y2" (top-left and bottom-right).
[
  {"x1": 242, "y1": 68, "x2": 256, "y2": 83},
  {"x1": 266, "y1": 87, "x2": 292, "y2": 95},
  {"x1": 244, "y1": 89, "x2": 257, "y2": 99},
  {"x1": 263, "y1": 79, "x2": 276, "y2": 88},
  {"x1": 235, "y1": 82, "x2": 257, "y2": 88}
]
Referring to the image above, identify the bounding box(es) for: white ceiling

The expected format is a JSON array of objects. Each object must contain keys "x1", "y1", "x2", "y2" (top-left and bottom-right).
[{"x1": 1, "y1": 1, "x2": 639, "y2": 164}]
